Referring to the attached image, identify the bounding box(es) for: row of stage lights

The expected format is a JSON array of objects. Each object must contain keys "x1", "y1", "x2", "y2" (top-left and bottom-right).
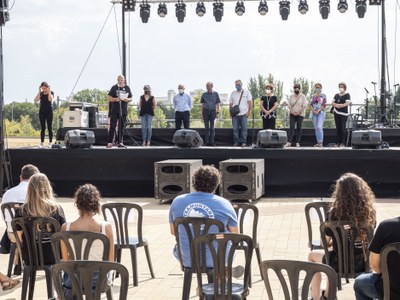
[{"x1": 122, "y1": 0, "x2": 380, "y2": 23}]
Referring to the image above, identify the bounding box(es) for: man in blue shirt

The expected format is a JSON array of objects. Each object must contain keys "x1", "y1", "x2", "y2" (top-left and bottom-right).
[
  {"x1": 173, "y1": 84, "x2": 192, "y2": 130},
  {"x1": 201, "y1": 82, "x2": 221, "y2": 146}
]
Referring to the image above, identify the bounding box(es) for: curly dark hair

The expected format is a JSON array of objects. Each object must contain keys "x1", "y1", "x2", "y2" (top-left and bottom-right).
[
  {"x1": 192, "y1": 165, "x2": 220, "y2": 193},
  {"x1": 74, "y1": 184, "x2": 101, "y2": 215}
]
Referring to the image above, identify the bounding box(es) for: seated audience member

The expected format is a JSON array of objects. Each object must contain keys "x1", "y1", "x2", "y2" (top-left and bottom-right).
[
  {"x1": 308, "y1": 173, "x2": 376, "y2": 300},
  {"x1": 0, "y1": 271, "x2": 19, "y2": 291}
]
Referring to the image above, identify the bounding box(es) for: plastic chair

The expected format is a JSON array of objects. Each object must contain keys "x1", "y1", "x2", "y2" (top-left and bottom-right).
[
  {"x1": 304, "y1": 201, "x2": 331, "y2": 250},
  {"x1": 11, "y1": 216, "x2": 61, "y2": 300},
  {"x1": 380, "y1": 242, "x2": 400, "y2": 300},
  {"x1": 173, "y1": 217, "x2": 225, "y2": 300},
  {"x1": 260, "y1": 260, "x2": 337, "y2": 300},
  {"x1": 192, "y1": 233, "x2": 253, "y2": 300},
  {"x1": 1, "y1": 202, "x2": 23, "y2": 277},
  {"x1": 102, "y1": 202, "x2": 155, "y2": 286},
  {"x1": 52, "y1": 260, "x2": 129, "y2": 300}
]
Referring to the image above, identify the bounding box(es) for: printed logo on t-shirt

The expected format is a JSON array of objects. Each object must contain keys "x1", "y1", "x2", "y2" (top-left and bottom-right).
[{"x1": 183, "y1": 203, "x2": 215, "y2": 218}]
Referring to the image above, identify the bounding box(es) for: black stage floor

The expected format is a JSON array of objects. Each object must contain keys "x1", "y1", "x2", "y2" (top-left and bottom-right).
[{"x1": 7, "y1": 146, "x2": 400, "y2": 199}]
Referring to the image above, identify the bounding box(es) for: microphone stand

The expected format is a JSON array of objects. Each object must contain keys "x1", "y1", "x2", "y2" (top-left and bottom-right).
[
  {"x1": 251, "y1": 97, "x2": 255, "y2": 147},
  {"x1": 364, "y1": 87, "x2": 369, "y2": 121},
  {"x1": 372, "y1": 82, "x2": 378, "y2": 127}
]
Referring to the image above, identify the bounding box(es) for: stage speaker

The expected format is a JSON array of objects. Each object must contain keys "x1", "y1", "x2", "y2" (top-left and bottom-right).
[
  {"x1": 154, "y1": 159, "x2": 202, "y2": 201},
  {"x1": 64, "y1": 129, "x2": 95, "y2": 149},
  {"x1": 257, "y1": 129, "x2": 287, "y2": 148},
  {"x1": 172, "y1": 129, "x2": 203, "y2": 148},
  {"x1": 351, "y1": 130, "x2": 382, "y2": 149},
  {"x1": 219, "y1": 159, "x2": 264, "y2": 201},
  {"x1": 86, "y1": 106, "x2": 98, "y2": 128}
]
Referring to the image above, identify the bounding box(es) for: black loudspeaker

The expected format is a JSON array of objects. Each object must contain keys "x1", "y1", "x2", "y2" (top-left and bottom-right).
[
  {"x1": 351, "y1": 130, "x2": 382, "y2": 149},
  {"x1": 219, "y1": 159, "x2": 265, "y2": 202},
  {"x1": 64, "y1": 130, "x2": 95, "y2": 149},
  {"x1": 154, "y1": 159, "x2": 202, "y2": 201},
  {"x1": 172, "y1": 129, "x2": 203, "y2": 148},
  {"x1": 86, "y1": 106, "x2": 98, "y2": 128},
  {"x1": 257, "y1": 129, "x2": 287, "y2": 148}
]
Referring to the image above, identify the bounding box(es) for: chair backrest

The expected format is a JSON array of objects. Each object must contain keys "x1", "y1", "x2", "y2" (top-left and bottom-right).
[
  {"x1": 173, "y1": 217, "x2": 225, "y2": 271},
  {"x1": 380, "y1": 242, "x2": 400, "y2": 300},
  {"x1": 304, "y1": 201, "x2": 331, "y2": 249},
  {"x1": 1, "y1": 202, "x2": 23, "y2": 230},
  {"x1": 232, "y1": 203, "x2": 259, "y2": 244},
  {"x1": 51, "y1": 231, "x2": 110, "y2": 262},
  {"x1": 52, "y1": 260, "x2": 129, "y2": 300},
  {"x1": 320, "y1": 221, "x2": 374, "y2": 280},
  {"x1": 346, "y1": 113, "x2": 365, "y2": 130},
  {"x1": 101, "y1": 202, "x2": 143, "y2": 247},
  {"x1": 260, "y1": 260, "x2": 337, "y2": 300},
  {"x1": 192, "y1": 233, "x2": 253, "y2": 299},
  {"x1": 11, "y1": 216, "x2": 61, "y2": 267}
]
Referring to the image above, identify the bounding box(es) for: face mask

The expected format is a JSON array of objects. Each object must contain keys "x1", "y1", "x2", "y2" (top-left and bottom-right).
[
  {"x1": 144, "y1": 91, "x2": 150, "y2": 95},
  {"x1": 339, "y1": 87, "x2": 345, "y2": 93},
  {"x1": 235, "y1": 85, "x2": 241, "y2": 91},
  {"x1": 179, "y1": 89, "x2": 184, "y2": 94},
  {"x1": 266, "y1": 89, "x2": 272, "y2": 95},
  {"x1": 315, "y1": 88, "x2": 321, "y2": 93},
  {"x1": 294, "y1": 90, "x2": 300, "y2": 95}
]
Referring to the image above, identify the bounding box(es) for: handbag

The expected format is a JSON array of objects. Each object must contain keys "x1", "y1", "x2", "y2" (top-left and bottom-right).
[
  {"x1": 0, "y1": 229, "x2": 11, "y2": 254},
  {"x1": 229, "y1": 91, "x2": 244, "y2": 117}
]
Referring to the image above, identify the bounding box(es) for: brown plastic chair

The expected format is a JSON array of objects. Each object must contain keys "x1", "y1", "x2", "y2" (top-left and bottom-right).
[
  {"x1": 173, "y1": 217, "x2": 225, "y2": 300},
  {"x1": 260, "y1": 260, "x2": 337, "y2": 300},
  {"x1": 52, "y1": 260, "x2": 129, "y2": 300},
  {"x1": 0, "y1": 202, "x2": 23, "y2": 277},
  {"x1": 380, "y1": 242, "x2": 400, "y2": 300},
  {"x1": 304, "y1": 201, "x2": 331, "y2": 250},
  {"x1": 102, "y1": 202, "x2": 155, "y2": 286},
  {"x1": 11, "y1": 216, "x2": 61, "y2": 300},
  {"x1": 192, "y1": 233, "x2": 253, "y2": 300}
]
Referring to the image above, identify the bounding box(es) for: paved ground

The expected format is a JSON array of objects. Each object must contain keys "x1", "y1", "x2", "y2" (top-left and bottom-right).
[{"x1": 1, "y1": 197, "x2": 399, "y2": 300}]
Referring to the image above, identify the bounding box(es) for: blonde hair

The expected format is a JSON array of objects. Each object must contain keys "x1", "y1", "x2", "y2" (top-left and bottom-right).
[{"x1": 265, "y1": 83, "x2": 274, "y2": 90}]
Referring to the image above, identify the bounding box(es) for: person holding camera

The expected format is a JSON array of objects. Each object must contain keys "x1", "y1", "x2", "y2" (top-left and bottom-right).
[{"x1": 34, "y1": 82, "x2": 54, "y2": 147}]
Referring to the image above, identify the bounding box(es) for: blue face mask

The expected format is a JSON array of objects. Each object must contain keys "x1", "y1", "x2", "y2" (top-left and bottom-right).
[
  {"x1": 235, "y1": 85, "x2": 241, "y2": 91},
  {"x1": 315, "y1": 88, "x2": 321, "y2": 93}
]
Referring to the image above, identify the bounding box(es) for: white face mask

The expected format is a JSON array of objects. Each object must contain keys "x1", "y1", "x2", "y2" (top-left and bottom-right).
[
  {"x1": 266, "y1": 89, "x2": 272, "y2": 95},
  {"x1": 179, "y1": 89, "x2": 184, "y2": 94},
  {"x1": 339, "y1": 87, "x2": 345, "y2": 93}
]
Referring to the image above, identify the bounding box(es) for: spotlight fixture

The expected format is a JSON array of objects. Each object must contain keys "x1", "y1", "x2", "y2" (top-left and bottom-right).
[
  {"x1": 298, "y1": 0, "x2": 308, "y2": 15},
  {"x1": 258, "y1": 0, "x2": 268, "y2": 16},
  {"x1": 175, "y1": 1, "x2": 186, "y2": 23},
  {"x1": 140, "y1": 2, "x2": 151, "y2": 23},
  {"x1": 213, "y1": 2, "x2": 224, "y2": 22},
  {"x1": 337, "y1": 0, "x2": 348, "y2": 13},
  {"x1": 355, "y1": 0, "x2": 367, "y2": 18},
  {"x1": 235, "y1": 1, "x2": 245, "y2": 16},
  {"x1": 157, "y1": 3, "x2": 167, "y2": 17},
  {"x1": 369, "y1": 0, "x2": 381, "y2": 5},
  {"x1": 123, "y1": 0, "x2": 136, "y2": 12},
  {"x1": 319, "y1": 0, "x2": 330, "y2": 20},
  {"x1": 196, "y1": 2, "x2": 206, "y2": 17},
  {"x1": 279, "y1": 1, "x2": 290, "y2": 21}
]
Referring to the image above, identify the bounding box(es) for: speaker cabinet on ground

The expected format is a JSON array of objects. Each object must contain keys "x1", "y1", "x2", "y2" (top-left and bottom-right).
[
  {"x1": 172, "y1": 129, "x2": 203, "y2": 148},
  {"x1": 351, "y1": 130, "x2": 382, "y2": 149},
  {"x1": 64, "y1": 129, "x2": 95, "y2": 149},
  {"x1": 154, "y1": 159, "x2": 202, "y2": 202},
  {"x1": 257, "y1": 129, "x2": 287, "y2": 148},
  {"x1": 219, "y1": 159, "x2": 265, "y2": 201}
]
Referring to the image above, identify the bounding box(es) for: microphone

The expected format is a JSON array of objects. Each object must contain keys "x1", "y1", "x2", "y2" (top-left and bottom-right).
[
  {"x1": 364, "y1": 87, "x2": 369, "y2": 93},
  {"x1": 371, "y1": 81, "x2": 377, "y2": 85},
  {"x1": 394, "y1": 84, "x2": 399, "y2": 87}
]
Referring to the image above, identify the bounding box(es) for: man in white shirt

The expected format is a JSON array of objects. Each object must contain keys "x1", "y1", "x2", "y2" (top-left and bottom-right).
[{"x1": 229, "y1": 79, "x2": 252, "y2": 147}]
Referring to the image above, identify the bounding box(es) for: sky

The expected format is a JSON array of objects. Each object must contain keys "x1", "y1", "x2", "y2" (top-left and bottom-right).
[{"x1": 2, "y1": 0, "x2": 400, "y2": 106}]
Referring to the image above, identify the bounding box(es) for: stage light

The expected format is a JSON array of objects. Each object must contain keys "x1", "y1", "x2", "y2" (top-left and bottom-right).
[
  {"x1": 356, "y1": 0, "x2": 367, "y2": 18},
  {"x1": 258, "y1": 0, "x2": 268, "y2": 16},
  {"x1": 319, "y1": 0, "x2": 330, "y2": 20},
  {"x1": 157, "y1": 3, "x2": 167, "y2": 17},
  {"x1": 196, "y1": 2, "x2": 206, "y2": 16},
  {"x1": 298, "y1": 0, "x2": 308, "y2": 15},
  {"x1": 235, "y1": 1, "x2": 245, "y2": 16},
  {"x1": 123, "y1": 0, "x2": 136, "y2": 12},
  {"x1": 175, "y1": 1, "x2": 186, "y2": 23},
  {"x1": 140, "y1": 2, "x2": 150, "y2": 23},
  {"x1": 369, "y1": 0, "x2": 381, "y2": 4},
  {"x1": 213, "y1": 2, "x2": 224, "y2": 22},
  {"x1": 337, "y1": 0, "x2": 348, "y2": 13},
  {"x1": 279, "y1": 1, "x2": 290, "y2": 21}
]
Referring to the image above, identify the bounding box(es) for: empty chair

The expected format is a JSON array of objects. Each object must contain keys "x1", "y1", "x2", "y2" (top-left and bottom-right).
[
  {"x1": 304, "y1": 201, "x2": 331, "y2": 250},
  {"x1": 380, "y1": 242, "x2": 400, "y2": 300},
  {"x1": 260, "y1": 260, "x2": 337, "y2": 300}
]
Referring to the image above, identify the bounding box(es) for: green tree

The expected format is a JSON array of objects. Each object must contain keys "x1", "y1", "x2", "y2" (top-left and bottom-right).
[
  {"x1": 4, "y1": 102, "x2": 40, "y2": 130},
  {"x1": 72, "y1": 89, "x2": 109, "y2": 105},
  {"x1": 5, "y1": 115, "x2": 40, "y2": 137}
]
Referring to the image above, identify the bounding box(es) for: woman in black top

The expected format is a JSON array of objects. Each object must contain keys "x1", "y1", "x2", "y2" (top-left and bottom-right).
[
  {"x1": 331, "y1": 82, "x2": 351, "y2": 147},
  {"x1": 139, "y1": 85, "x2": 156, "y2": 146},
  {"x1": 259, "y1": 83, "x2": 278, "y2": 129},
  {"x1": 34, "y1": 82, "x2": 54, "y2": 147}
]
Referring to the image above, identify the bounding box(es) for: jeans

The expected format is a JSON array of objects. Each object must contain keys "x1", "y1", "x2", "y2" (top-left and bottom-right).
[
  {"x1": 354, "y1": 273, "x2": 383, "y2": 300},
  {"x1": 175, "y1": 111, "x2": 190, "y2": 130},
  {"x1": 39, "y1": 110, "x2": 53, "y2": 143},
  {"x1": 288, "y1": 114, "x2": 304, "y2": 143},
  {"x1": 140, "y1": 114, "x2": 153, "y2": 142},
  {"x1": 203, "y1": 109, "x2": 216, "y2": 144},
  {"x1": 334, "y1": 113, "x2": 348, "y2": 145},
  {"x1": 312, "y1": 111, "x2": 326, "y2": 143},
  {"x1": 232, "y1": 115, "x2": 248, "y2": 144}
]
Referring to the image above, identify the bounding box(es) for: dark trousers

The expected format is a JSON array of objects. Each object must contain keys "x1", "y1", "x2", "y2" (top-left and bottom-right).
[
  {"x1": 175, "y1": 111, "x2": 190, "y2": 130},
  {"x1": 262, "y1": 116, "x2": 276, "y2": 129},
  {"x1": 288, "y1": 114, "x2": 304, "y2": 143},
  {"x1": 334, "y1": 113, "x2": 348, "y2": 145},
  {"x1": 39, "y1": 110, "x2": 53, "y2": 143},
  {"x1": 108, "y1": 113, "x2": 127, "y2": 144},
  {"x1": 203, "y1": 109, "x2": 216, "y2": 144}
]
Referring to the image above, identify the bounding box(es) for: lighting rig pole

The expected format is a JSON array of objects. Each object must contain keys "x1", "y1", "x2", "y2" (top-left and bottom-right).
[{"x1": 379, "y1": 0, "x2": 387, "y2": 125}]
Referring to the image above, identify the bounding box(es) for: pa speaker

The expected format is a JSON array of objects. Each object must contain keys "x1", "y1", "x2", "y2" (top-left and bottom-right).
[
  {"x1": 172, "y1": 129, "x2": 203, "y2": 148},
  {"x1": 65, "y1": 129, "x2": 95, "y2": 149},
  {"x1": 351, "y1": 130, "x2": 382, "y2": 149},
  {"x1": 257, "y1": 129, "x2": 287, "y2": 148}
]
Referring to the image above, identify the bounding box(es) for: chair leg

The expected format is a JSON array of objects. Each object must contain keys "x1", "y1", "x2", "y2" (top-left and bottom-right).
[
  {"x1": 129, "y1": 246, "x2": 138, "y2": 286},
  {"x1": 7, "y1": 243, "x2": 16, "y2": 277},
  {"x1": 144, "y1": 244, "x2": 155, "y2": 279},
  {"x1": 106, "y1": 288, "x2": 113, "y2": 300},
  {"x1": 21, "y1": 266, "x2": 30, "y2": 300},
  {"x1": 44, "y1": 266, "x2": 54, "y2": 299},
  {"x1": 115, "y1": 246, "x2": 121, "y2": 278},
  {"x1": 255, "y1": 246, "x2": 263, "y2": 279},
  {"x1": 338, "y1": 274, "x2": 342, "y2": 290},
  {"x1": 182, "y1": 268, "x2": 192, "y2": 300},
  {"x1": 28, "y1": 269, "x2": 37, "y2": 300}
]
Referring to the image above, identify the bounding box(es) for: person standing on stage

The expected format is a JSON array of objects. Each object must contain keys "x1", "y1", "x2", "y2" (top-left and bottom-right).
[
  {"x1": 139, "y1": 85, "x2": 156, "y2": 147},
  {"x1": 229, "y1": 79, "x2": 252, "y2": 147},
  {"x1": 310, "y1": 83, "x2": 327, "y2": 147},
  {"x1": 173, "y1": 84, "x2": 192, "y2": 130},
  {"x1": 34, "y1": 82, "x2": 54, "y2": 147},
  {"x1": 286, "y1": 83, "x2": 308, "y2": 147},
  {"x1": 106, "y1": 75, "x2": 132, "y2": 148},
  {"x1": 260, "y1": 83, "x2": 278, "y2": 130},
  {"x1": 332, "y1": 82, "x2": 351, "y2": 147},
  {"x1": 201, "y1": 82, "x2": 221, "y2": 146}
]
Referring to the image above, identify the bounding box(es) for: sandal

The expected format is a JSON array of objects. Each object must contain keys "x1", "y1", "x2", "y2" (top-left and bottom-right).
[{"x1": 2, "y1": 278, "x2": 20, "y2": 291}]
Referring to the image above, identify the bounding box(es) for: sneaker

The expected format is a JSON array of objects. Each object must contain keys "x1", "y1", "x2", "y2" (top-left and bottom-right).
[
  {"x1": 233, "y1": 143, "x2": 239, "y2": 147},
  {"x1": 241, "y1": 143, "x2": 247, "y2": 147},
  {"x1": 147, "y1": 142, "x2": 151, "y2": 147},
  {"x1": 285, "y1": 142, "x2": 291, "y2": 147},
  {"x1": 117, "y1": 143, "x2": 127, "y2": 148},
  {"x1": 142, "y1": 142, "x2": 146, "y2": 146},
  {"x1": 106, "y1": 143, "x2": 113, "y2": 148},
  {"x1": 296, "y1": 143, "x2": 300, "y2": 147},
  {"x1": 232, "y1": 265, "x2": 245, "y2": 278},
  {"x1": 39, "y1": 142, "x2": 44, "y2": 148},
  {"x1": 49, "y1": 142, "x2": 52, "y2": 148},
  {"x1": 339, "y1": 143, "x2": 345, "y2": 148}
]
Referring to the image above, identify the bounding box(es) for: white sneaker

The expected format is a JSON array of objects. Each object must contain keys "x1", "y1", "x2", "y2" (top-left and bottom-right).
[
  {"x1": 49, "y1": 142, "x2": 52, "y2": 148},
  {"x1": 285, "y1": 142, "x2": 291, "y2": 147},
  {"x1": 39, "y1": 142, "x2": 44, "y2": 148},
  {"x1": 296, "y1": 143, "x2": 300, "y2": 147}
]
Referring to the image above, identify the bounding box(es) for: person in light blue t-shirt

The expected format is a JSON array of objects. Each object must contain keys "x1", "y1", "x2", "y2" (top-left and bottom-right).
[{"x1": 169, "y1": 165, "x2": 238, "y2": 268}]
